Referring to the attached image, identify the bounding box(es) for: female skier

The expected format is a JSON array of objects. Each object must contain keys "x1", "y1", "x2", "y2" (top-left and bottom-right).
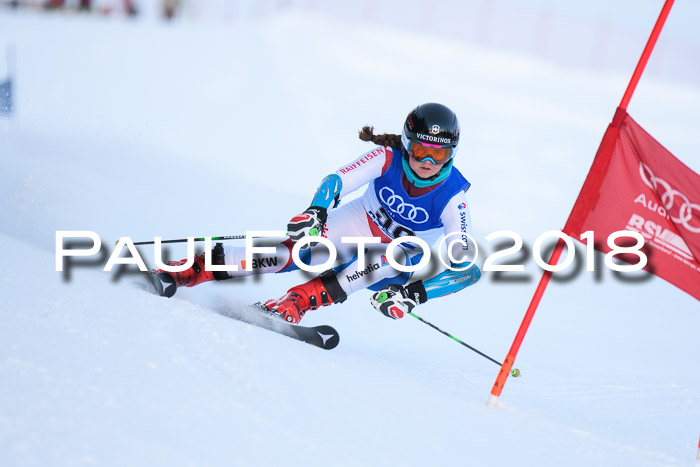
[{"x1": 155, "y1": 103, "x2": 481, "y2": 323}]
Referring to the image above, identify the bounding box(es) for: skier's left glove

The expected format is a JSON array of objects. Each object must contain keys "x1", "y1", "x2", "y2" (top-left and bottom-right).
[
  {"x1": 287, "y1": 206, "x2": 328, "y2": 248},
  {"x1": 370, "y1": 282, "x2": 427, "y2": 320}
]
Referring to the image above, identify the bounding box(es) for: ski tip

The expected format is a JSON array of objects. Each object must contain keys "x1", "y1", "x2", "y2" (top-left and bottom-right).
[{"x1": 151, "y1": 272, "x2": 177, "y2": 298}]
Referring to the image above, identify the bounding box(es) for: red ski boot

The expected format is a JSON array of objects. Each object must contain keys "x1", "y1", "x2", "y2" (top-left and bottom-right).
[
  {"x1": 263, "y1": 271, "x2": 347, "y2": 323},
  {"x1": 153, "y1": 243, "x2": 229, "y2": 297}
]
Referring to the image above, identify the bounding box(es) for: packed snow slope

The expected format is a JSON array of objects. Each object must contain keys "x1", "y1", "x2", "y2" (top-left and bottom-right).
[{"x1": 1, "y1": 6, "x2": 699, "y2": 467}]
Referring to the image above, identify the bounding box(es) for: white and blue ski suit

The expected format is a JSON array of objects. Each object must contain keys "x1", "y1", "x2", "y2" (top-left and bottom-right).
[{"x1": 222, "y1": 145, "x2": 481, "y2": 302}]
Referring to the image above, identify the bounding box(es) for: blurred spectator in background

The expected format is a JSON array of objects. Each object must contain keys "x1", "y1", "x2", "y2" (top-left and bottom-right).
[
  {"x1": 124, "y1": 0, "x2": 136, "y2": 16},
  {"x1": 162, "y1": 0, "x2": 181, "y2": 20},
  {"x1": 40, "y1": 0, "x2": 136, "y2": 16},
  {"x1": 44, "y1": 0, "x2": 66, "y2": 9}
]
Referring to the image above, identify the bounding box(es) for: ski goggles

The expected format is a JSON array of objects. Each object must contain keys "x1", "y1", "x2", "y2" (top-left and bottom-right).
[{"x1": 407, "y1": 140, "x2": 455, "y2": 165}]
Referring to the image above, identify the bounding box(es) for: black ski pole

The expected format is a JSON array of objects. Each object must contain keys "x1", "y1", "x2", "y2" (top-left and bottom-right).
[
  {"x1": 127, "y1": 235, "x2": 247, "y2": 246},
  {"x1": 408, "y1": 312, "x2": 521, "y2": 377}
]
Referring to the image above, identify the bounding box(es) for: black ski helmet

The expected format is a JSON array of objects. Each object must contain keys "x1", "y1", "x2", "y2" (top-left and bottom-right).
[{"x1": 401, "y1": 103, "x2": 460, "y2": 155}]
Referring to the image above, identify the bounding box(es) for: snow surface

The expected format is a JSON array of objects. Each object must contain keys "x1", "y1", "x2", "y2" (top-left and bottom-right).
[{"x1": 1, "y1": 3, "x2": 699, "y2": 466}]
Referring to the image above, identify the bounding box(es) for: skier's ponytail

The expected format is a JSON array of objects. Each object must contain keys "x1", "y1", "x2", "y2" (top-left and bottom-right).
[{"x1": 358, "y1": 126, "x2": 402, "y2": 149}]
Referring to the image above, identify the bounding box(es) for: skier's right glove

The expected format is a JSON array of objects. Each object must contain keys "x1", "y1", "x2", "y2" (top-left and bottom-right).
[
  {"x1": 370, "y1": 281, "x2": 427, "y2": 320},
  {"x1": 287, "y1": 206, "x2": 328, "y2": 248},
  {"x1": 370, "y1": 284, "x2": 417, "y2": 320}
]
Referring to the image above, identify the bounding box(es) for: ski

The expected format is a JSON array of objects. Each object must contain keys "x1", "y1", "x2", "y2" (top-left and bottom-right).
[
  {"x1": 237, "y1": 303, "x2": 340, "y2": 350},
  {"x1": 149, "y1": 271, "x2": 339, "y2": 350}
]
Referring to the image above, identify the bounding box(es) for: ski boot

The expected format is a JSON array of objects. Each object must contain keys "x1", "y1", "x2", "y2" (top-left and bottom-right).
[
  {"x1": 263, "y1": 271, "x2": 347, "y2": 323},
  {"x1": 153, "y1": 243, "x2": 229, "y2": 297}
]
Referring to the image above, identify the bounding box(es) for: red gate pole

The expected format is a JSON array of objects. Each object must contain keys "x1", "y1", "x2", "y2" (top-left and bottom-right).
[
  {"x1": 486, "y1": 0, "x2": 675, "y2": 408},
  {"x1": 486, "y1": 238, "x2": 566, "y2": 407},
  {"x1": 619, "y1": 0, "x2": 675, "y2": 111}
]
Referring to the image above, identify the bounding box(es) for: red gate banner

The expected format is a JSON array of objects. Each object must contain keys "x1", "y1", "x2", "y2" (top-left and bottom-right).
[{"x1": 564, "y1": 108, "x2": 700, "y2": 301}]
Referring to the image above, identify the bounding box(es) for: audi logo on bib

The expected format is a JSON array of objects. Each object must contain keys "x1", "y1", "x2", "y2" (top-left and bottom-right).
[
  {"x1": 639, "y1": 162, "x2": 700, "y2": 233},
  {"x1": 379, "y1": 187, "x2": 429, "y2": 224}
]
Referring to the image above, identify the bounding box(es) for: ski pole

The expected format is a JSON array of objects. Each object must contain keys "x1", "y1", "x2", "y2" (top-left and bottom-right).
[
  {"x1": 125, "y1": 235, "x2": 247, "y2": 246},
  {"x1": 408, "y1": 312, "x2": 521, "y2": 377}
]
